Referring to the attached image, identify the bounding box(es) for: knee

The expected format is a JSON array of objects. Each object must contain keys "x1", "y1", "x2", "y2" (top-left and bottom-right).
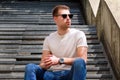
[
  {"x1": 25, "y1": 63, "x2": 36, "y2": 72},
  {"x1": 73, "y1": 58, "x2": 86, "y2": 69},
  {"x1": 43, "y1": 72, "x2": 55, "y2": 80}
]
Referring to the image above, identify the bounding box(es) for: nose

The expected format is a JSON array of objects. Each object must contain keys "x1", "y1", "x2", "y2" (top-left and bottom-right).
[{"x1": 66, "y1": 15, "x2": 70, "y2": 19}]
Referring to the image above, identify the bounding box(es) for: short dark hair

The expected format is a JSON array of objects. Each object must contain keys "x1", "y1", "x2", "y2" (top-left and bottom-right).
[{"x1": 52, "y1": 5, "x2": 70, "y2": 17}]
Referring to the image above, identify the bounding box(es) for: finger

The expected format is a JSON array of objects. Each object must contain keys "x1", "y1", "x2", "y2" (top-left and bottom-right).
[
  {"x1": 44, "y1": 60, "x2": 52, "y2": 65},
  {"x1": 43, "y1": 58, "x2": 51, "y2": 63},
  {"x1": 44, "y1": 62, "x2": 52, "y2": 69},
  {"x1": 46, "y1": 55, "x2": 52, "y2": 57}
]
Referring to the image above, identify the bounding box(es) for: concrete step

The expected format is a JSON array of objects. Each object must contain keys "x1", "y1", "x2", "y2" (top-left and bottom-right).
[
  {"x1": 0, "y1": 51, "x2": 104, "y2": 59},
  {"x1": 0, "y1": 49, "x2": 103, "y2": 54},
  {"x1": 0, "y1": 18, "x2": 83, "y2": 22},
  {"x1": 0, "y1": 35, "x2": 98, "y2": 40},
  {"x1": 0, "y1": 27, "x2": 96, "y2": 32},
  {"x1": 0, "y1": 53, "x2": 105, "y2": 58},
  {"x1": 0, "y1": 44, "x2": 102, "y2": 49},
  {"x1": 0, "y1": 27, "x2": 95, "y2": 30},
  {"x1": 0, "y1": 65, "x2": 110, "y2": 73},
  {"x1": 1, "y1": 1, "x2": 80, "y2": 7},
  {"x1": 0, "y1": 24, "x2": 95, "y2": 27},
  {"x1": 0, "y1": 25, "x2": 96, "y2": 32},
  {"x1": 0, "y1": 14, "x2": 82, "y2": 17},
  {"x1": 0, "y1": 60, "x2": 108, "y2": 65},
  {"x1": 15, "y1": 55, "x2": 106, "y2": 60},
  {"x1": 0, "y1": 21, "x2": 84, "y2": 25},
  {"x1": 0, "y1": 1, "x2": 85, "y2": 24},
  {"x1": 0, "y1": 2, "x2": 82, "y2": 16},
  {"x1": 0, "y1": 73, "x2": 112, "y2": 79},
  {"x1": 0, "y1": 40, "x2": 100, "y2": 45},
  {"x1": 1, "y1": 2, "x2": 80, "y2": 9}
]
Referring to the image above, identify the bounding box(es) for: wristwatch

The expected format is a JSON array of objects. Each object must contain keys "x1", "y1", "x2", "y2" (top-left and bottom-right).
[{"x1": 59, "y1": 58, "x2": 64, "y2": 64}]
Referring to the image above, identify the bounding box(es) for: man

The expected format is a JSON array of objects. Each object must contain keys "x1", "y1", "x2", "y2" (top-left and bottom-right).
[{"x1": 24, "y1": 5, "x2": 88, "y2": 80}]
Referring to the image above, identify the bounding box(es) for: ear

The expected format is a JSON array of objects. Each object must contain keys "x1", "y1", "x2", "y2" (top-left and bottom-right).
[{"x1": 53, "y1": 16, "x2": 57, "y2": 22}]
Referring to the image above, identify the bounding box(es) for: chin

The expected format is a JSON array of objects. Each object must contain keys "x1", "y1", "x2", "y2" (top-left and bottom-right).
[{"x1": 67, "y1": 25, "x2": 71, "y2": 27}]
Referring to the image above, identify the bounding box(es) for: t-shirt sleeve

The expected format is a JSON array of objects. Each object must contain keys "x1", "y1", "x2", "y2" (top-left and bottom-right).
[
  {"x1": 76, "y1": 31, "x2": 88, "y2": 48},
  {"x1": 42, "y1": 37, "x2": 50, "y2": 51}
]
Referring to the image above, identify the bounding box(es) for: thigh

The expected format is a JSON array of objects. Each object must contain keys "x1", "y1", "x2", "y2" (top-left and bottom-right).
[
  {"x1": 59, "y1": 70, "x2": 71, "y2": 80},
  {"x1": 55, "y1": 70, "x2": 70, "y2": 80},
  {"x1": 66, "y1": 59, "x2": 87, "y2": 80},
  {"x1": 35, "y1": 65, "x2": 46, "y2": 80},
  {"x1": 24, "y1": 63, "x2": 46, "y2": 80},
  {"x1": 43, "y1": 71, "x2": 55, "y2": 80},
  {"x1": 43, "y1": 70, "x2": 70, "y2": 80}
]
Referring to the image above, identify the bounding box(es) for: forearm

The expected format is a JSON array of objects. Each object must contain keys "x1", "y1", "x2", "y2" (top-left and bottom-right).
[
  {"x1": 60, "y1": 47, "x2": 87, "y2": 65},
  {"x1": 60, "y1": 57, "x2": 86, "y2": 65},
  {"x1": 59, "y1": 57, "x2": 75, "y2": 65},
  {"x1": 39, "y1": 50, "x2": 52, "y2": 69}
]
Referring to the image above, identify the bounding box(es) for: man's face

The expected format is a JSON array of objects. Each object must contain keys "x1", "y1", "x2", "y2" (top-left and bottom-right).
[{"x1": 54, "y1": 9, "x2": 72, "y2": 30}]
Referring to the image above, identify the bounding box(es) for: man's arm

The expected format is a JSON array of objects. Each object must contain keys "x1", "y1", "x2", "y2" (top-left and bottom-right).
[
  {"x1": 39, "y1": 50, "x2": 60, "y2": 69},
  {"x1": 40, "y1": 47, "x2": 87, "y2": 68},
  {"x1": 62, "y1": 46, "x2": 88, "y2": 65},
  {"x1": 39, "y1": 50, "x2": 52, "y2": 69},
  {"x1": 62, "y1": 31, "x2": 88, "y2": 65},
  {"x1": 76, "y1": 46, "x2": 88, "y2": 63}
]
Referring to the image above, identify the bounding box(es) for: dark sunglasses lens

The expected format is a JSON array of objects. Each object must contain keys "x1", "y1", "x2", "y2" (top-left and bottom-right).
[
  {"x1": 62, "y1": 14, "x2": 67, "y2": 19},
  {"x1": 61, "y1": 14, "x2": 73, "y2": 19},
  {"x1": 69, "y1": 14, "x2": 73, "y2": 19}
]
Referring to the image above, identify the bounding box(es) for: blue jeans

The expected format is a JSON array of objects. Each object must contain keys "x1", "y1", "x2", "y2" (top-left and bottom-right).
[{"x1": 24, "y1": 58, "x2": 86, "y2": 80}]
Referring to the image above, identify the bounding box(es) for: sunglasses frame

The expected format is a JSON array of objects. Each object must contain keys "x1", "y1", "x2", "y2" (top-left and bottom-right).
[{"x1": 55, "y1": 14, "x2": 73, "y2": 19}]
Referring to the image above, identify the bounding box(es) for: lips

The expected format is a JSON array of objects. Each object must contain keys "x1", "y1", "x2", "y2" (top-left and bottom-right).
[{"x1": 66, "y1": 22, "x2": 71, "y2": 25}]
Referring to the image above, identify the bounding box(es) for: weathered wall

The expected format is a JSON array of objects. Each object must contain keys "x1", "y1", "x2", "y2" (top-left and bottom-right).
[{"x1": 80, "y1": 0, "x2": 120, "y2": 79}]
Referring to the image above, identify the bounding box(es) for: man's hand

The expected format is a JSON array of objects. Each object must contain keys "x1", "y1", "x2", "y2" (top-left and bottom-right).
[
  {"x1": 50, "y1": 55, "x2": 59, "y2": 65},
  {"x1": 40, "y1": 55, "x2": 59, "y2": 69},
  {"x1": 40, "y1": 55, "x2": 52, "y2": 69}
]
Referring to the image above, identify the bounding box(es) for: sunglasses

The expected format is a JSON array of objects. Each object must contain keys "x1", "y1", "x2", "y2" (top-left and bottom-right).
[{"x1": 56, "y1": 14, "x2": 73, "y2": 19}]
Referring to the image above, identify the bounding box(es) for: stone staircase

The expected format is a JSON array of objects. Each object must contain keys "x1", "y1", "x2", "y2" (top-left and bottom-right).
[{"x1": 0, "y1": 1, "x2": 115, "y2": 80}]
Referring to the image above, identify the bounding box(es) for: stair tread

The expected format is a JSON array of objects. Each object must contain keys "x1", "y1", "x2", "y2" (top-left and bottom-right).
[
  {"x1": 0, "y1": 49, "x2": 103, "y2": 53},
  {"x1": 0, "y1": 65, "x2": 110, "y2": 72},
  {"x1": 0, "y1": 41, "x2": 99, "y2": 45},
  {"x1": 0, "y1": 24, "x2": 94, "y2": 27},
  {"x1": 0, "y1": 35, "x2": 98, "y2": 39},
  {"x1": 0, "y1": 60, "x2": 108, "y2": 65},
  {"x1": 0, "y1": 73, "x2": 112, "y2": 79}
]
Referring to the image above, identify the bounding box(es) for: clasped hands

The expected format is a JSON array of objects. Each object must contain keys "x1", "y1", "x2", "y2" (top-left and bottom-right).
[{"x1": 40, "y1": 55, "x2": 60, "y2": 70}]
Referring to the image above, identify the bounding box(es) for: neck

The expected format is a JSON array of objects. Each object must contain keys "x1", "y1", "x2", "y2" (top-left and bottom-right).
[{"x1": 57, "y1": 28, "x2": 70, "y2": 35}]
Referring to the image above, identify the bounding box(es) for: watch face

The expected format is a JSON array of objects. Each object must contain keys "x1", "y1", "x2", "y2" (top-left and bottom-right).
[{"x1": 60, "y1": 58, "x2": 64, "y2": 64}]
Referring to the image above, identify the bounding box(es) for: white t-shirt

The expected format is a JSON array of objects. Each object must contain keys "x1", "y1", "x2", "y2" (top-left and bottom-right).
[{"x1": 43, "y1": 28, "x2": 88, "y2": 71}]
